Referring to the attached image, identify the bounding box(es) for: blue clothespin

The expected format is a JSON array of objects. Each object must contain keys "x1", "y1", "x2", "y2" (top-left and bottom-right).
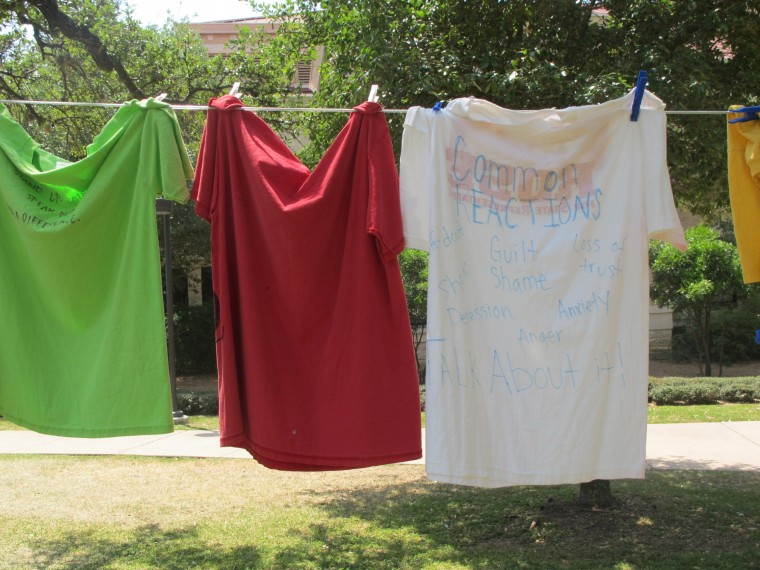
[
  {"x1": 433, "y1": 101, "x2": 446, "y2": 112},
  {"x1": 754, "y1": 330, "x2": 760, "y2": 345},
  {"x1": 630, "y1": 70, "x2": 648, "y2": 122},
  {"x1": 728, "y1": 105, "x2": 760, "y2": 124}
]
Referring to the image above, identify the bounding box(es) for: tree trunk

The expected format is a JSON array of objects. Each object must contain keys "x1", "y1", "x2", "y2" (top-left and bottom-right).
[
  {"x1": 702, "y1": 310, "x2": 713, "y2": 377},
  {"x1": 578, "y1": 479, "x2": 612, "y2": 508}
]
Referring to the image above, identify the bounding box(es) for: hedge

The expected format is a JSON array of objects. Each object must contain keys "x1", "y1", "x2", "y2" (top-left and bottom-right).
[
  {"x1": 648, "y1": 376, "x2": 760, "y2": 406},
  {"x1": 176, "y1": 378, "x2": 760, "y2": 416},
  {"x1": 176, "y1": 391, "x2": 218, "y2": 415}
]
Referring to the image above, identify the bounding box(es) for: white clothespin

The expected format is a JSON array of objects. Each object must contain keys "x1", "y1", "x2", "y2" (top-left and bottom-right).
[
  {"x1": 229, "y1": 82, "x2": 241, "y2": 97},
  {"x1": 367, "y1": 84, "x2": 379, "y2": 103},
  {"x1": 154, "y1": 93, "x2": 168, "y2": 101}
]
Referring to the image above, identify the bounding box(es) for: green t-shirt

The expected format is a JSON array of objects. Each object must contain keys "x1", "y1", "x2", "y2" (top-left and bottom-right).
[{"x1": 0, "y1": 99, "x2": 193, "y2": 437}]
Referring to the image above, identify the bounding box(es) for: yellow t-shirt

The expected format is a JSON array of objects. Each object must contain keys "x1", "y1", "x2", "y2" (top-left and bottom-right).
[{"x1": 727, "y1": 107, "x2": 760, "y2": 283}]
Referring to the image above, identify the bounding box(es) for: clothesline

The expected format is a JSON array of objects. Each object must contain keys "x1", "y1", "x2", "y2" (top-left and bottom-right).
[
  {"x1": 0, "y1": 99, "x2": 407, "y2": 114},
  {"x1": 0, "y1": 98, "x2": 735, "y2": 115}
]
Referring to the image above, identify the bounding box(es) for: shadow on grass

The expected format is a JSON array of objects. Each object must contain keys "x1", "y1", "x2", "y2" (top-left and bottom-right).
[
  {"x1": 28, "y1": 524, "x2": 260, "y2": 570},
  {"x1": 274, "y1": 470, "x2": 760, "y2": 569},
  {"x1": 18, "y1": 469, "x2": 760, "y2": 569}
]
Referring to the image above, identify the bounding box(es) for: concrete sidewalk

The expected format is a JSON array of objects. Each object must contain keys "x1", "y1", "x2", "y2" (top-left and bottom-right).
[{"x1": 0, "y1": 423, "x2": 759, "y2": 471}]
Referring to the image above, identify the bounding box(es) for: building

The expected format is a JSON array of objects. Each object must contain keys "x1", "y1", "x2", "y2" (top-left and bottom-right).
[{"x1": 188, "y1": 17, "x2": 321, "y2": 94}]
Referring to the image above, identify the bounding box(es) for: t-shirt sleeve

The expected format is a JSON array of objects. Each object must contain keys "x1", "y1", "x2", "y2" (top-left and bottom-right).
[
  {"x1": 641, "y1": 97, "x2": 686, "y2": 251},
  {"x1": 190, "y1": 111, "x2": 217, "y2": 221},
  {"x1": 399, "y1": 107, "x2": 431, "y2": 251},
  {"x1": 366, "y1": 111, "x2": 405, "y2": 260},
  {"x1": 148, "y1": 109, "x2": 194, "y2": 204}
]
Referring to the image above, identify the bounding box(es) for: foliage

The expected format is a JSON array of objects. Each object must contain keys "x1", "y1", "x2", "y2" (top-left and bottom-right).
[
  {"x1": 398, "y1": 249, "x2": 428, "y2": 328},
  {"x1": 398, "y1": 248, "x2": 428, "y2": 382},
  {"x1": 176, "y1": 391, "x2": 218, "y2": 415},
  {"x1": 172, "y1": 304, "x2": 217, "y2": 375},
  {"x1": 0, "y1": 0, "x2": 301, "y2": 274},
  {"x1": 648, "y1": 376, "x2": 760, "y2": 406},
  {"x1": 1, "y1": 1, "x2": 759, "y2": 262},
  {"x1": 650, "y1": 225, "x2": 749, "y2": 376},
  {"x1": 251, "y1": 0, "x2": 760, "y2": 219},
  {"x1": 2, "y1": 1, "x2": 759, "y2": 268},
  {"x1": 670, "y1": 290, "x2": 760, "y2": 367}
]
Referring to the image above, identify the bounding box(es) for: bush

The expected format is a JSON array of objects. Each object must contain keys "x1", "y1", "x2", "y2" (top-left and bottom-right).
[
  {"x1": 176, "y1": 390, "x2": 218, "y2": 415},
  {"x1": 174, "y1": 380, "x2": 759, "y2": 416},
  {"x1": 173, "y1": 304, "x2": 217, "y2": 375},
  {"x1": 648, "y1": 376, "x2": 760, "y2": 405},
  {"x1": 671, "y1": 290, "x2": 760, "y2": 366}
]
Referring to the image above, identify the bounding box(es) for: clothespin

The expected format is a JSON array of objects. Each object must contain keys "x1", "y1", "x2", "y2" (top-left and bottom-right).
[
  {"x1": 630, "y1": 70, "x2": 647, "y2": 122},
  {"x1": 728, "y1": 105, "x2": 760, "y2": 124},
  {"x1": 432, "y1": 101, "x2": 446, "y2": 112},
  {"x1": 367, "y1": 84, "x2": 379, "y2": 103},
  {"x1": 229, "y1": 82, "x2": 241, "y2": 97},
  {"x1": 154, "y1": 93, "x2": 168, "y2": 101}
]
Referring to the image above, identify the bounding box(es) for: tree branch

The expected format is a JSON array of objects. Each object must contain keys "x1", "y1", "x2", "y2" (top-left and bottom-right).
[
  {"x1": 0, "y1": 75, "x2": 44, "y2": 121},
  {"x1": 24, "y1": 0, "x2": 146, "y2": 99}
]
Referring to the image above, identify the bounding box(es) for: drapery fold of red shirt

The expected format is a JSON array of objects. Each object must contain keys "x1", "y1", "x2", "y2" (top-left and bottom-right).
[{"x1": 192, "y1": 96, "x2": 422, "y2": 470}]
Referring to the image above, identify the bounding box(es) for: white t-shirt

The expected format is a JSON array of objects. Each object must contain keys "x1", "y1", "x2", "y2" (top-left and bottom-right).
[{"x1": 400, "y1": 91, "x2": 686, "y2": 487}]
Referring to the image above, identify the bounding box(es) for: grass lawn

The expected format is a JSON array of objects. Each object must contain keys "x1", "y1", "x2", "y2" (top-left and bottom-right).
[
  {"x1": 1, "y1": 455, "x2": 758, "y2": 569},
  {"x1": 1, "y1": 394, "x2": 758, "y2": 568},
  {"x1": 648, "y1": 402, "x2": 760, "y2": 423}
]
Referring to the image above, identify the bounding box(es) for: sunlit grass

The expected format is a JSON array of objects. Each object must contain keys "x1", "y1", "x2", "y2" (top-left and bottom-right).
[{"x1": 648, "y1": 403, "x2": 760, "y2": 424}]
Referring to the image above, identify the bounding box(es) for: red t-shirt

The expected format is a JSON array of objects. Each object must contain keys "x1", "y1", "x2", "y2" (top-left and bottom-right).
[{"x1": 192, "y1": 96, "x2": 422, "y2": 470}]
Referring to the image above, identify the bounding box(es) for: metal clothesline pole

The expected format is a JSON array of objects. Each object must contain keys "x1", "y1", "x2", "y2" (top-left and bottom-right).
[{"x1": 156, "y1": 198, "x2": 187, "y2": 425}]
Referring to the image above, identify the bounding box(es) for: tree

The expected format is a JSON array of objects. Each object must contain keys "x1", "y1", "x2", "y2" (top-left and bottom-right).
[
  {"x1": 251, "y1": 0, "x2": 760, "y2": 218},
  {"x1": 0, "y1": 0, "x2": 305, "y2": 274},
  {"x1": 650, "y1": 225, "x2": 749, "y2": 376},
  {"x1": 398, "y1": 249, "x2": 428, "y2": 382}
]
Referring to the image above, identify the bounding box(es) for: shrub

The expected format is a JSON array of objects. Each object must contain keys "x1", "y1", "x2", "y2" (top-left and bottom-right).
[
  {"x1": 648, "y1": 376, "x2": 760, "y2": 405},
  {"x1": 174, "y1": 380, "x2": 759, "y2": 416},
  {"x1": 176, "y1": 390, "x2": 218, "y2": 415}
]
